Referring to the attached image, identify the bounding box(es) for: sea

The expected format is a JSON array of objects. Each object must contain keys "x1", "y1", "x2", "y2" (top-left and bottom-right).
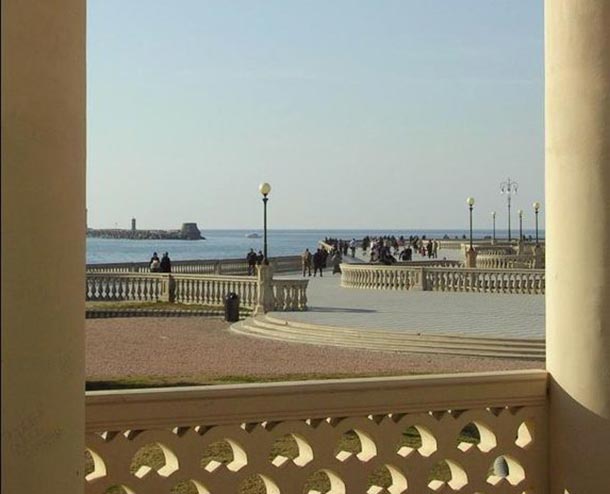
[{"x1": 87, "y1": 229, "x2": 544, "y2": 264}]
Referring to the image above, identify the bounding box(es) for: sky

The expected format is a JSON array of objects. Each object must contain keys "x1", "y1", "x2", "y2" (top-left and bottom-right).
[{"x1": 87, "y1": 0, "x2": 544, "y2": 231}]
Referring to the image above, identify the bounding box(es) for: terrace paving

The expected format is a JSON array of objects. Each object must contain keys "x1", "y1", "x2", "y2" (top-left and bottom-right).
[{"x1": 273, "y1": 249, "x2": 545, "y2": 340}]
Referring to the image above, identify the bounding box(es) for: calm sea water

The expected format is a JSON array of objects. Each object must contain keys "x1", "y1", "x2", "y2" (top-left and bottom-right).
[{"x1": 86, "y1": 229, "x2": 544, "y2": 264}]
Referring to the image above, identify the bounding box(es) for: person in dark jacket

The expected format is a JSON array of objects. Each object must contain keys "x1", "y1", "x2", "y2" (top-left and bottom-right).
[
  {"x1": 313, "y1": 249, "x2": 324, "y2": 277},
  {"x1": 160, "y1": 252, "x2": 172, "y2": 273},
  {"x1": 246, "y1": 248, "x2": 257, "y2": 275},
  {"x1": 256, "y1": 250, "x2": 265, "y2": 265}
]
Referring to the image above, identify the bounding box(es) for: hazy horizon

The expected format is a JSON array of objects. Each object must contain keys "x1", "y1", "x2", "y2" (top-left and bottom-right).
[{"x1": 88, "y1": 1, "x2": 544, "y2": 231}]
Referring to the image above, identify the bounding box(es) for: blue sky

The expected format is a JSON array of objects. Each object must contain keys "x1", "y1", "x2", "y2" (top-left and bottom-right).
[{"x1": 87, "y1": 0, "x2": 544, "y2": 231}]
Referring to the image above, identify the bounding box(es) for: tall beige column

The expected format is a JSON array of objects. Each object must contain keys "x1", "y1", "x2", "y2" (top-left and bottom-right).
[
  {"x1": 545, "y1": 1, "x2": 610, "y2": 492},
  {"x1": 1, "y1": 1, "x2": 86, "y2": 493}
]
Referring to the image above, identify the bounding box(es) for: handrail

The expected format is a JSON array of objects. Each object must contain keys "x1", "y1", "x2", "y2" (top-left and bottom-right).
[{"x1": 86, "y1": 370, "x2": 547, "y2": 430}]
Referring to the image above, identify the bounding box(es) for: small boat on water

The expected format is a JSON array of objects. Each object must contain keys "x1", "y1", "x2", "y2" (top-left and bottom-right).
[{"x1": 245, "y1": 233, "x2": 262, "y2": 239}]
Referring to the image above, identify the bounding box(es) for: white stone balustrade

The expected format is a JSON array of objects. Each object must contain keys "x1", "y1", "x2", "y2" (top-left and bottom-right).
[
  {"x1": 172, "y1": 274, "x2": 259, "y2": 309},
  {"x1": 476, "y1": 254, "x2": 536, "y2": 270},
  {"x1": 271, "y1": 279, "x2": 309, "y2": 311},
  {"x1": 86, "y1": 274, "x2": 170, "y2": 302},
  {"x1": 86, "y1": 255, "x2": 303, "y2": 275},
  {"x1": 84, "y1": 370, "x2": 548, "y2": 494},
  {"x1": 341, "y1": 264, "x2": 545, "y2": 295},
  {"x1": 86, "y1": 272, "x2": 308, "y2": 311},
  {"x1": 424, "y1": 268, "x2": 545, "y2": 294}
]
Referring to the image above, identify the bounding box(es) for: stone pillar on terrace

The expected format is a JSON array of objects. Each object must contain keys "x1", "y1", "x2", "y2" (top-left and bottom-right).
[
  {"x1": 546, "y1": 1, "x2": 610, "y2": 492},
  {"x1": 1, "y1": 1, "x2": 86, "y2": 493},
  {"x1": 254, "y1": 264, "x2": 275, "y2": 315},
  {"x1": 465, "y1": 248, "x2": 477, "y2": 268}
]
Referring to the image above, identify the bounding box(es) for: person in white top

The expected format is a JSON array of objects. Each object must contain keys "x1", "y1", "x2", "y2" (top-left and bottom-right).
[{"x1": 349, "y1": 238, "x2": 356, "y2": 257}]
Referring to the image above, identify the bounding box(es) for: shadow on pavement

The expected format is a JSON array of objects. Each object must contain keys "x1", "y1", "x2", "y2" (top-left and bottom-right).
[{"x1": 308, "y1": 307, "x2": 377, "y2": 314}]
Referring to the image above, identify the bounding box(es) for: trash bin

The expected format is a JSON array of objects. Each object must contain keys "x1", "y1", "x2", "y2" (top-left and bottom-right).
[{"x1": 224, "y1": 292, "x2": 240, "y2": 322}]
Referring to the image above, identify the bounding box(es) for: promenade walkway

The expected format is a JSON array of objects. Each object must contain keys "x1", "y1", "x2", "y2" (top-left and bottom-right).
[{"x1": 272, "y1": 248, "x2": 544, "y2": 341}]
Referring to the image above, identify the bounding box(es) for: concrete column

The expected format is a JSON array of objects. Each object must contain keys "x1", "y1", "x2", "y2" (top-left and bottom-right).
[
  {"x1": 254, "y1": 264, "x2": 275, "y2": 315},
  {"x1": 465, "y1": 248, "x2": 477, "y2": 268},
  {"x1": 1, "y1": 1, "x2": 86, "y2": 493},
  {"x1": 545, "y1": 1, "x2": 610, "y2": 492}
]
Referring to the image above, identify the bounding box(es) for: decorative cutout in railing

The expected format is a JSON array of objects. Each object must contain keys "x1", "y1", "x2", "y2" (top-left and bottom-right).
[
  {"x1": 341, "y1": 264, "x2": 545, "y2": 294},
  {"x1": 84, "y1": 370, "x2": 548, "y2": 493}
]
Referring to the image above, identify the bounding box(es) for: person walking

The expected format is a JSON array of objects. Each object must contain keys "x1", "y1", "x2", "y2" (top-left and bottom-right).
[
  {"x1": 349, "y1": 238, "x2": 356, "y2": 257},
  {"x1": 246, "y1": 248, "x2": 257, "y2": 275},
  {"x1": 426, "y1": 240, "x2": 433, "y2": 258},
  {"x1": 256, "y1": 250, "x2": 264, "y2": 265},
  {"x1": 160, "y1": 252, "x2": 172, "y2": 273},
  {"x1": 331, "y1": 249, "x2": 342, "y2": 274},
  {"x1": 313, "y1": 248, "x2": 324, "y2": 277},
  {"x1": 301, "y1": 248, "x2": 312, "y2": 277}
]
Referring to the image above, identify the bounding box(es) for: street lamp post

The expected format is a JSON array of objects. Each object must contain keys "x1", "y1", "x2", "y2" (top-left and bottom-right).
[
  {"x1": 518, "y1": 209, "x2": 523, "y2": 242},
  {"x1": 500, "y1": 178, "x2": 519, "y2": 243},
  {"x1": 533, "y1": 201, "x2": 541, "y2": 246},
  {"x1": 259, "y1": 182, "x2": 271, "y2": 264},
  {"x1": 492, "y1": 211, "x2": 496, "y2": 244},
  {"x1": 466, "y1": 197, "x2": 476, "y2": 268},
  {"x1": 466, "y1": 197, "x2": 475, "y2": 249}
]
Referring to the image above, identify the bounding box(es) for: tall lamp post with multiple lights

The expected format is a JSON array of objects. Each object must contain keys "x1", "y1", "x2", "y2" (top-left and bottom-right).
[
  {"x1": 491, "y1": 211, "x2": 496, "y2": 244},
  {"x1": 259, "y1": 182, "x2": 271, "y2": 264},
  {"x1": 500, "y1": 178, "x2": 518, "y2": 243}
]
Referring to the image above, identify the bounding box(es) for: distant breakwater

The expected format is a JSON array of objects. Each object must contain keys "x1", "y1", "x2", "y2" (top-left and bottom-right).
[
  {"x1": 87, "y1": 230, "x2": 202, "y2": 240},
  {"x1": 87, "y1": 222, "x2": 204, "y2": 240}
]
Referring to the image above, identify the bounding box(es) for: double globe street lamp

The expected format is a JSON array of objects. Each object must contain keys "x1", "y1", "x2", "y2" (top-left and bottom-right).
[{"x1": 259, "y1": 182, "x2": 271, "y2": 264}]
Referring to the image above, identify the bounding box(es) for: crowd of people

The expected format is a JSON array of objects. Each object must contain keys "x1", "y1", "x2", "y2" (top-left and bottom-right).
[
  {"x1": 323, "y1": 237, "x2": 358, "y2": 258},
  {"x1": 149, "y1": 252, "x2": 172, "y2": 272},
  {"x1": 150, "y1": 235, "x2": 444, "y2": 277},
  {"x1": 300, "y1": 246, "x2": 343, "y2": 277},
  {"x1": 362, "y1": 235, "x2": 442, "y2": 264}
]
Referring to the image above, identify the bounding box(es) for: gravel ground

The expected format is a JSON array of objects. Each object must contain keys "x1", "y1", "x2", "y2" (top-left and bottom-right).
[{"x1": 86, "y1": 317, "x2": 543, "y2": 385}]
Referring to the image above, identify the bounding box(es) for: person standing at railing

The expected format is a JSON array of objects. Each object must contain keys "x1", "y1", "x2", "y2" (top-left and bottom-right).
[
  {"x1": 301, "y1": 248, "x2": 312, "y2": 277},
  {"x1": 160, "y1": 252, "x2": 172, "y2": 273},
  {"x1": 149, "y1": 252, "x2": 160, "y2": 272},
  {"x1": 246, "y1": 249, "x2": 257, "y2": 275}
]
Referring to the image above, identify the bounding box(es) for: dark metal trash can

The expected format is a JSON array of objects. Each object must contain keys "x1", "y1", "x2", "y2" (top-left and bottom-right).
[{"x1": 224, "y1": 292, "x2": 240, "y2": 322}]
